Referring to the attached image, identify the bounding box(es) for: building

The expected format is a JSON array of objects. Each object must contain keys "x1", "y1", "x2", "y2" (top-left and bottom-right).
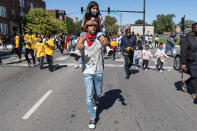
[
  {"x1": 120, "y1": 24, "x2": 154, "y2": 35},
  {"x1": 0, "y1": 0, "x2": 46, "y2": 38},
  {"x1": 47, "y1": 10, "x2": 66, "y2": 20},
  {"x1": 72, "y1": 17, "x2": 78, "y2": 23}
]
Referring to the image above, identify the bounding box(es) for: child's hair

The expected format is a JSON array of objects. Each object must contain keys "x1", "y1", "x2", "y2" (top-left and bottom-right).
[
  {"x1": 159, "y1": 42, "x2": 163, "y2": 46},
  {"x1": 83, "y1": 1, "x2": 101, "y2": 31}
]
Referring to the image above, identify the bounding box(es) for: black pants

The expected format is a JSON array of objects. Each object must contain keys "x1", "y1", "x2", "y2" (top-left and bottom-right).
[
  {"x1": 113, "y1": 48, "x2": 116, "y2": 60},
  {"x1": 25, "y1": 48, "x2": 35, "y2": 64},
  {"x1": 142, "y1": 60, "x2": 149, "y2": 69},
  {"x1": 155, "y1": 41, "x2": 159, "y2": 48},
  {"x1": 0, "y1": 58, "x2": 2, "y2": 65},
  {"x1": 59, "y1": 42, "x2": 64, "y2": 55},
  {"x1": 2, "y1": 42, "x2": 7, "y2": 50},
  {"x1": 46, "y1": 54, "x2": 53, "y2": 71},
  {"x1": 37, "y1": 56, "x2": 44, "y2": 69},
  {"x1": 15, "y1": 47, "x2": 22, "y2": 59},
  {"x1": 124, "y1": 53, "x2": 134, "y2": 75}
]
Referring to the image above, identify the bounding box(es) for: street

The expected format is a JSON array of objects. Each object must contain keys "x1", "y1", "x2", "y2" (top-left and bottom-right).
[{"x1": 0, "y1": 47, "x2": 197, "y2": 131}]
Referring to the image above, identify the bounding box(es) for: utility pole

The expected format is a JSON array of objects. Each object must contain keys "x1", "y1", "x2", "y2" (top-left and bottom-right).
[{"x1": 143, "y1": 0, "x2": 146, "y2": 45}]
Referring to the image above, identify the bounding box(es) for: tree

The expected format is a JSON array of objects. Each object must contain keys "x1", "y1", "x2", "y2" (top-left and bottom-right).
[
  {"x1": 153, "y1": 14, "x2": 175, "y2": 34},
  {"x1": 104, "y1": 16, "x2": 119, "y2": 34},
  {"x1": 25, "y1": 8, "x2": 67, "y2": 35},
  {"x1": 177, "y1": 19, "x2": 195, "y2": 29}
]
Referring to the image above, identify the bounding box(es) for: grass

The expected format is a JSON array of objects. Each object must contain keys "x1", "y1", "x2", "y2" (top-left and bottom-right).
[{"x1": 152, "y1": 36, "x2": 180, "y2": 45}]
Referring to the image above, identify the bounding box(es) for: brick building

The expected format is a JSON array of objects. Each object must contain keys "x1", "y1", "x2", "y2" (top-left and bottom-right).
[{"x1": 0, "y1": 0, "x2": 46, "y2": 38}]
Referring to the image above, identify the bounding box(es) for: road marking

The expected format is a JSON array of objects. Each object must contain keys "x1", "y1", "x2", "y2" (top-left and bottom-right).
[
  {"x1": 55, "y1": 56, "x2": 69, "y2": 61},
  {"x1": 22, "y1": 90, "x2": 53, "y2": 120}
]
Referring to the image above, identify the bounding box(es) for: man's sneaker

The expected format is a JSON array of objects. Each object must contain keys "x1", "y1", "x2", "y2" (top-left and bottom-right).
[
  {"x1": 125, "y1": 74, "x2": 130, "y2": 79},
  {"x1": 88, "y1": 119, "x2": 96, "y2": 129},
  {"x1": 160, "y1": 69, "x2": 163, "y2": 72},
  {"x1": 27, "y1": 61, "x2": 31, "y2": 66}
]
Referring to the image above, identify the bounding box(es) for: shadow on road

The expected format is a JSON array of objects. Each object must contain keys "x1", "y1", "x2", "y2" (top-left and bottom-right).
[
  {"x1": 129, "y1": 69, "x2": 139, "y2": 75},
  {"x1": 52, "y1": 64, "x2": 67, "y2": 71},
  {"x1": 96, "y1": 89, "x2": 127, "y2": 122}
]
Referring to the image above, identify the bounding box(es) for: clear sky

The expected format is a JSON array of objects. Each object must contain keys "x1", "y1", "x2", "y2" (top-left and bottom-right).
[{"x1": 46, "y1": 0, "x2": 197, "y2": 25}]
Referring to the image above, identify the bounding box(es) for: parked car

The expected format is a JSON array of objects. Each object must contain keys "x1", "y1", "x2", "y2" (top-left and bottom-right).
[{"x1": 174, "y1": 49, "x2": 181, "y2": 71}]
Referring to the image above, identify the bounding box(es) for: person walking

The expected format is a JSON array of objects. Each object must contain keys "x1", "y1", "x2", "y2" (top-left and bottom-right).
[
  {"x1": 45, "y1": 35, "x2": 54, "y2": 72},
  {"x1": 155, "y1": 35, "x2": 159, "y2": 48},
  {"x1": 165, "y1": 33, "x2": 177, "y2": 57},
  {"x1": 154, "y1": 43, "x2": 168, "y2": 72},
  {"x1": 14, "y1": 33, "x2": 22, "y2": 62},
  {"x1": 76, "y1": 20, "x2": 108, "y2": 129},
  {"x1": 110, "y1": 39, "x2": 118, "y2": 60},
  {"x1": 142, "y1": 45, "x2": 153, "y2": 71},
  {"x1": 134, "y1": 45, "x2": 142, "y2": 69},
  {"x1": 24, "y1": 30, "x2": 36, "y2": 66},
  {"x1": 34, "y1": 36, "x2": 45, "y2": 69},
  {"x1": 120, "y1": 29, "x2": 136, "y2": 79},
  {"x1": 181, "y1": 23, "x2": 197, "y2": 100}
]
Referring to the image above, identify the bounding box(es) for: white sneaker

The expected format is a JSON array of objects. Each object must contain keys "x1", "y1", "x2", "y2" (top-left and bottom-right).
[
  {"x1": 70, "y1": 49, "x2": 81, "y2": 57},
  {"x1": 74, "y1": 62, "x2": 79, "y2": 69},
  {"x1": 88, "y1": 119, "x2": 96, "y2": 129},
  {"x1": 160, "y1": 69, "x2": 163, "y2": 72}
]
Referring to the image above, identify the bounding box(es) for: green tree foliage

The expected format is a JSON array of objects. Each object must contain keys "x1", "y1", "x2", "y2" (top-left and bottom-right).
[
  {"x1": 104, "y1": 16, "x2": 119, "y2": 34},
  {"x1": 178, "y1": 19, "x2": 195, "y2": 29},
  {"x1": 153, "y1": 14, "x2": 175, "y2": 34},
  {"x1": 135, "y1": 19, "x2": 148, "y2": 25},
  {"x1": 25, "y1": 8, "x2": 67, "y2": 35},
  {"x1": 64, "y1": 18, "x2": 82, "y2": 35}
]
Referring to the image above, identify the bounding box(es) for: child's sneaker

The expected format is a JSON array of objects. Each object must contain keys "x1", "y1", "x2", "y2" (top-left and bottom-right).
[
  {"x1": 88, "y1": 119, "x2": 96, "y2": 129},
  {"x1": 160, "y1": 69, "x2": 163, "y2": 72},
  {"x1": 145, "y1": 68, "x2": 148, "y2": 71},
  {"x1": 70, "y1": 50, "x2": 81, "y2": 57},
  {"x1": 74, "y1": 61, "x2": 79, "y2": 69}
]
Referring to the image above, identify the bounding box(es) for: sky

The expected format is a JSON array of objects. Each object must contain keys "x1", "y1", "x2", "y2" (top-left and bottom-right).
[{"x1": 46, "y1": 0, "x2": 197, "y2": 25}]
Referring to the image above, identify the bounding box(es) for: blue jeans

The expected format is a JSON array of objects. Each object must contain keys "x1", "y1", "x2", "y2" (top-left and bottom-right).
[
  {"x1": 83, "y1": 73, "x2": 103, "y2": 119},
  {"x1": 156, "y1": 58, "x2": 163, "y2": 70},
  {"x1": 165, "y1": 43, "x2": 174, "y2": 56},
  {"x1": 135, "y1": 58, "x2": 140, "y2": 67}
]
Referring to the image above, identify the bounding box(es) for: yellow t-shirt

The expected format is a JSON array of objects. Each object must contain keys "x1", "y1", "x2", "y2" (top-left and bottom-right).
[
  {"x1": 45, "y1": 40, "x2": 54, "y2": 56},
  {"x1": 32, "y1": 34, "x2": 38, "y2": 44},
  {"x1": 35, "y1": 42, "x2": 45, "y2": 58},
  {"x1": 15, "y1": 35, "x2": 20, "y2": 48},
  {"x1": 24, "y1": 34, "x2": 34, "y2": 49},
  {"x1": 110, "y1": 41, "x2": 118, "y2": 47}
]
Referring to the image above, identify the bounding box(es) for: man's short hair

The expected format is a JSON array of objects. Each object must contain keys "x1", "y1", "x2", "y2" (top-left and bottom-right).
[{"x1": 192, "y1": 22, "x2": 197, "y2": 29}]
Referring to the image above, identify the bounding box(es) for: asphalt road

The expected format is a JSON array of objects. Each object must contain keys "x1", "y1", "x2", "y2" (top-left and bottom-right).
[{"x1": 0, "y1": 47, "x2": 196, "y2": 131}]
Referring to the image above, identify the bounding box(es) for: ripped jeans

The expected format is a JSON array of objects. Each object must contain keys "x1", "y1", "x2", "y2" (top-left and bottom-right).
[{"x1": 83, "y1": 73, "x2": 103, "y2": 119}]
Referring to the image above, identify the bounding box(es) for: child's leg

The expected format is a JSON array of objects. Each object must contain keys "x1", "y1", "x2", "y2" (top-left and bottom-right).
[
  {"x1": 142, "y1": 60, "x2": 145, "y2": 69},
  {"x1": 145, "y1": 60, "x2": 149, "y2": 69}
]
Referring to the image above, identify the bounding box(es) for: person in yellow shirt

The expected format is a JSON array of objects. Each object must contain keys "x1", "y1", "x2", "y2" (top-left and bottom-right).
[
  {"x1": 110, "y1": 39, "x2": 119, "y2": 60},
  {"x1": 45, "y1": 35, "x2": 54, "y2": 72},
  {"x1": 24, "y1": 30, "x2": 35, "y2": 66},
  {"x1": 34, "y1": 36, "x2": 45, "y2": 69},
  {"x1": 32, "y1": 33, "x2": 38, "y2": 46},
  {"x1": 15, "y1": 33, "x2": 22, "y2": 62}
]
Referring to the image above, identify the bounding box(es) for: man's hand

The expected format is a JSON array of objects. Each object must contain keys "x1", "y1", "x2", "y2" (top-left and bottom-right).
[
  {"x1": 181, "y1": 64, "x2": 187, "y2": 71},
  {"x1": 76, "y1": 43, "x2": 85, "y2": 50}
]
